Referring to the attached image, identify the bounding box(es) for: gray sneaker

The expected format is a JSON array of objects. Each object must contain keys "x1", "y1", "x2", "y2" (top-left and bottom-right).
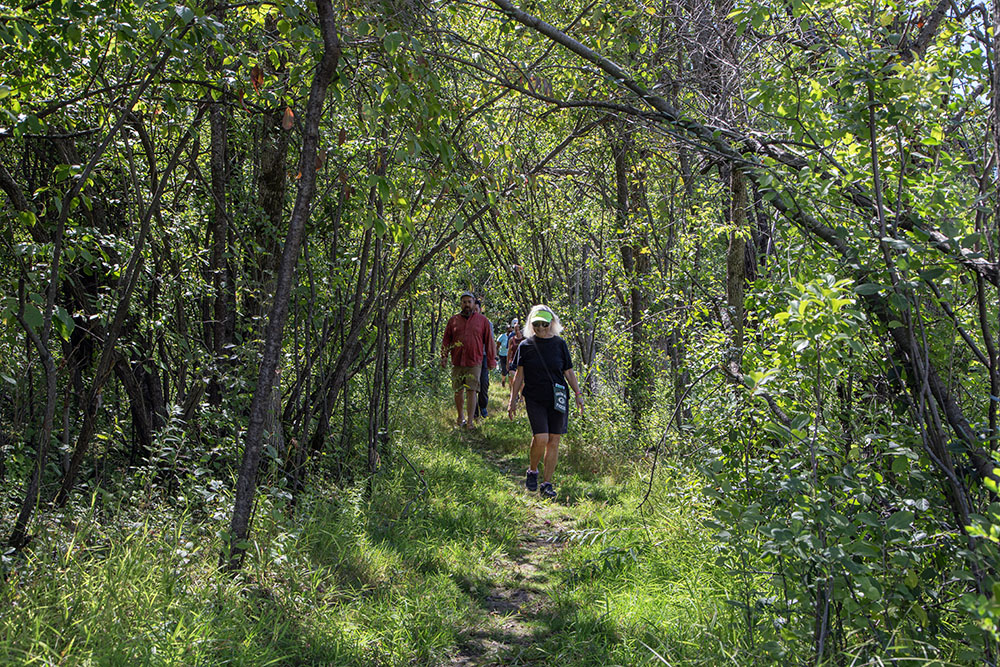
[
  {"x1": 525, "y1": 470, "x2": 538, "y2": 492},
  {"x1": 539, "y1": 482, "x2": 556, "y2": 499}
]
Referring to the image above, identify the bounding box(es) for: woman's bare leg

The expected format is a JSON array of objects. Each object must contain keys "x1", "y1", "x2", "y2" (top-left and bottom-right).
[
  {"x1": 529, "y1": 433, "x2": 548, "y2": 471},
  {"x1": 542, "y1": 434, "x2": 561, "y2": 482}
]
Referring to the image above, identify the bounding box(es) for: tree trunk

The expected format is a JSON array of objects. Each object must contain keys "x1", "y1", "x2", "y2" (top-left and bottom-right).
[
  {"x1": 726, "y1": 166, "x2": 747, "y2": 373},
  {"x1": 248, "y1": 108, "x2": 289, "y2": 326},
  {"x1": 115, "y1": 355, "x2": 154, "y2": 462},
  {"x1": 402, "y1": 308, "x2": 411, "y2": 368},
  {"x1": 207, "y1": 99, "x2": 231, "y2": 406},
  {"x1": 223, "y1": 1, "x2": 341, "y2": 571},
  {"x1": 612, "y1": 129, "x2": 652, "y2": 431},
  {"x1": 8, "y1": 324, "x2": 58, "y2": 549}
]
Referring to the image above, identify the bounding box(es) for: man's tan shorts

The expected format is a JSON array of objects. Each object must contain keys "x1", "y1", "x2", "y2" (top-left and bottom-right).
[{"x1": 451, "y1": 365, "x2": 481, "y2": 393}]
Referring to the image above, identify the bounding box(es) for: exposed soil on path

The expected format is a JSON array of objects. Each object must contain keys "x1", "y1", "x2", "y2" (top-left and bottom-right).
[{"x1": 444, "y1": 429, "x2": 577, "y2": 666}]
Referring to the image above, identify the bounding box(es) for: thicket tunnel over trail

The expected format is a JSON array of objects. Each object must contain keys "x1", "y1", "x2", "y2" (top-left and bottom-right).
[{"x1": 2, "y1": 0, "x2": 1000, "y2": 662}]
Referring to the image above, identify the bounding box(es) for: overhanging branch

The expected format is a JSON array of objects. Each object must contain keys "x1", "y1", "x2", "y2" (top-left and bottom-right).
[{"x1": 486, "y1": 0, "x2": 1000, "y2": 485}]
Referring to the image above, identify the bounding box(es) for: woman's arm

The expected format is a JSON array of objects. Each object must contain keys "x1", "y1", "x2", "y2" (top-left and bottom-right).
[
  {"x1": 507, "y1": 366, "x2": 525, "y2": 419},
  {"x1": 564, "y1": 368, "x2": 584, "y2": 412}
]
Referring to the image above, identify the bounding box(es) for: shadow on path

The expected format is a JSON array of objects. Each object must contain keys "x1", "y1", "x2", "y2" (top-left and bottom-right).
[{"x1": 443, "y1": 418, "x2": 580, "y2": 666}]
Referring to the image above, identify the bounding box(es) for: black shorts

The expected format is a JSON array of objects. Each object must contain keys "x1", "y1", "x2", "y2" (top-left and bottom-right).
[
  {"x1": 499, "y1": 355, "x2": 508, "y2": 376},
  {"x1": 524, "y1": 398, "x2": 568, "y2": 435}
]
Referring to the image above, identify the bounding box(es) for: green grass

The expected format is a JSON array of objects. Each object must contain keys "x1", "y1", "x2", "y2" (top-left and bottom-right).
[
  {"x1": 1, "y1": 380, "x2": 736, "y2": 665},
  {"x1": 493, "y1": 459, "x2": 738, "y2": 666}
]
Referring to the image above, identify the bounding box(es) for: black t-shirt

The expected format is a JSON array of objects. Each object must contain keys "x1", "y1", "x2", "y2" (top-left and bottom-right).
[{"x1": 516, "y1": 336, "x2": 573, "y2": 406}]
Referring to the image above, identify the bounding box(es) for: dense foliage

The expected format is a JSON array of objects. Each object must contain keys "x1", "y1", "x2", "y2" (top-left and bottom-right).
[{"x1": 2, "y1": 0, "x2": 999, "y2": 662}]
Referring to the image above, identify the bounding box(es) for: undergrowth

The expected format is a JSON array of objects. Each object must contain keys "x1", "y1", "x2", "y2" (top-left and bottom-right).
[{"x1": 1, "y1": 378, "x2": 736, "y2": 665}]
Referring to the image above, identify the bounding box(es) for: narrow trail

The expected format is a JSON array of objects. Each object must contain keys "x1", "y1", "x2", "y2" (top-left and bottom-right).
[{"x1": 445, "y1": 421, "x2": 578, "y2": 666}]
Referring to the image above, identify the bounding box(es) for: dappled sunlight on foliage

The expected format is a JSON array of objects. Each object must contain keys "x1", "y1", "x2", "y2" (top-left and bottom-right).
[{"x1": 3, "y1": 0, "x2": 1000, "y2": 661}]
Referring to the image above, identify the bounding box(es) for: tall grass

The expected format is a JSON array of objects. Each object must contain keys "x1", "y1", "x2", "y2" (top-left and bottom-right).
[
  {"x1": 512, "y1": 459, "x2": 740, "y2": 665},
  {"x1": 1, "y1": 378, "x2": 738, "y2": 665}
]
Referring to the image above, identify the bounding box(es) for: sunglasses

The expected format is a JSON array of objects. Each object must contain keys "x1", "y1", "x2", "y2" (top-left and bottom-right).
[{"x1": 533, "y1": 321, "x2": 550, "y2": 328}]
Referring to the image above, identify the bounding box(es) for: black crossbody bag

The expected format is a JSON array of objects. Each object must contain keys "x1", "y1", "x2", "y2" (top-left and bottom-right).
[{"x1": 533, "y1": 338, "x2": 568, "y2": 414}]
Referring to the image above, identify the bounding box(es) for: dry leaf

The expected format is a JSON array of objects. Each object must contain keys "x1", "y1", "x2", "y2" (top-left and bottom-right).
[
  {"x1": 338, "y1": 128, "x2": 347, "y2": 145},
  {"x1": 250, "y1": 65, "x2": 263, "y2": 93},
  {"x1": 282, "y1": 106, "x2": 295, "y2": 130}
]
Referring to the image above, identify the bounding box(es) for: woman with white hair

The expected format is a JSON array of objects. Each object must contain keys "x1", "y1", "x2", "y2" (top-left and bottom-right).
[{"x1": 506, "y1": 305, "x2": 584, "y2": 499}]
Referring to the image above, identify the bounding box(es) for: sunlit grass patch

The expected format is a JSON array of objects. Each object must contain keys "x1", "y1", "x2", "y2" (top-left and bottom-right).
[{"x1": 529, "y1": 460, "x2": 737, "y2": 665}]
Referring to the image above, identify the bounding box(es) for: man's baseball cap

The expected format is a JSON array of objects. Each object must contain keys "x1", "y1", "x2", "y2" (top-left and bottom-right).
[{"x1": 460, "y1": 291, "x2": 475, "y2": 299}]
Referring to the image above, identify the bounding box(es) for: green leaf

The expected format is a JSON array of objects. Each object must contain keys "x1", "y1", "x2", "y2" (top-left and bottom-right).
[
  {"x1": 53, "y1": 163, "x2": 72, "y2": 183},
  {"x1": 851, "y1": 540, "x2": 881, "y2": 558},
  {"x1": 147, "y1": 18, "x2": 163, "y2": 40},
  {"x1": 384, "y1": 31, "x2": 404, "y2": 55},
  {"x1": 983, "y1": 473, "x2": 998, "y2": 493},
  {"x1": 854, "y1": 283, "x2": 881, "y2": 295},
  {"x1": 855, "y1": 511, "x2": 880, "y2": 527},
  {"x1": 175, "y1": 5, "x2": 195, "y2": 24},
  {"x1": 377, "y1": 177, "x2": 391, "y2": 203},
  {"x1": 924, "y1": 125, "x2": 944, "y2": 145},
  {"x1": 856, "y1": 575, "x2": 882, "y2": 600},
  {"x1": 883, "y1": 237, "x2": 912, "y2": 251},
  {"x1": 961, "y1": 233, "x2": 982, "y2": 249},
  {"x1": 22, "y1": 303, "x2": 43, "y2": 329},
  {"x1": 886, "y1": 510, "x2": 914, "y2": 531},
  {"x1": 54, "y1": 306, "x2": 75, "y2": 342}
]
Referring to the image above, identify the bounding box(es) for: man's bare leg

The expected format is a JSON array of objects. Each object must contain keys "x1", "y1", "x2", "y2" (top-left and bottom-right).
[
  {"x1": 454, "y1": 392, "x2": 465, "y2": 425},
  {"x1": 465, "y1": 389, "x2": 478, "y2": 428}
]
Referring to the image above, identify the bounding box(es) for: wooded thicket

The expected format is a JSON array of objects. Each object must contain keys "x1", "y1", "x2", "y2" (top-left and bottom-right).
[{"x1": 2, "y1": 0, "x2": 1000, "y2": 661}]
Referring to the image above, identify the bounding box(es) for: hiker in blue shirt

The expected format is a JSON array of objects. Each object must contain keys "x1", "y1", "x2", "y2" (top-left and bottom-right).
[{"x1": 497, "y1": 322, "x2": 514, "y2": 388}]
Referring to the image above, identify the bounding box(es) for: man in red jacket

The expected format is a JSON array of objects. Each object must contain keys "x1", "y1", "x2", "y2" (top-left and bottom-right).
[{"x1": 441, "y1": 292, "x2": 497, "y2": 429}]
